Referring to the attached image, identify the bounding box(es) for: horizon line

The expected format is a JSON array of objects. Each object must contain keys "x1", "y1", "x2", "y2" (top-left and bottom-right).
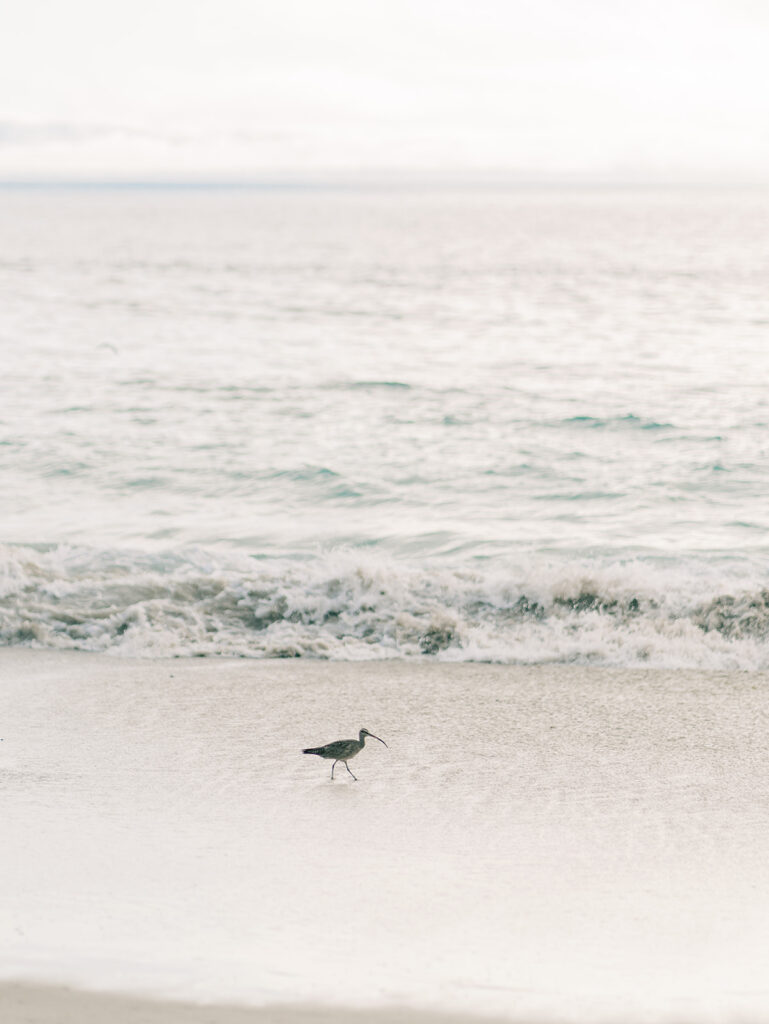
[{"x1": 1, "y1": 174, "x2": 767, "y2": 192}]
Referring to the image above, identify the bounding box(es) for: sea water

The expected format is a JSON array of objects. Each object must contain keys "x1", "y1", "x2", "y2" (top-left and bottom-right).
[{"x1": 2, "y1": 185, "x2": 769, "y2": 666}]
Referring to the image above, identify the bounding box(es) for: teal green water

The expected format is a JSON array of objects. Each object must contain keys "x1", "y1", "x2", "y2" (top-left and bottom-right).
[{"x1": 2, "y1": 186, "x2": 769, "y2": 664}]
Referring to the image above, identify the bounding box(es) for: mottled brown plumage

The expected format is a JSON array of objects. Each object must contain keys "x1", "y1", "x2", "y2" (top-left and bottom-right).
[{"x1": 303, "y1": 728, "x2": 388, "y2": 780}]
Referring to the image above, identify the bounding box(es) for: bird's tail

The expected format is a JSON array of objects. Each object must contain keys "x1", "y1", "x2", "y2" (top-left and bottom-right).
[{"x1": 303, "y1": 747, "x2": 323, "y2": 755}]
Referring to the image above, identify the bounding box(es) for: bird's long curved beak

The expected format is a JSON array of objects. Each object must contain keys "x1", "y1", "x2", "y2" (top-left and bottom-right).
[{"x1": 370, "y1": 733, "x2": 388, "y2": 747}]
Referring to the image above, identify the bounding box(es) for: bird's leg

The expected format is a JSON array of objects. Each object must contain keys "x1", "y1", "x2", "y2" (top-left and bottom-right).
[
  {"x1": 344, "y1": 761, "x2": 358, "y2": 781},
  {"x1": 331, "y1": 760, "x2": 337, "y2": 780}
]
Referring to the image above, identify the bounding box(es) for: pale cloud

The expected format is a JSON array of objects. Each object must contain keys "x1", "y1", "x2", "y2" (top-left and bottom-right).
[
  {"x1": 1, "y1": 0, "x2": 768, "y2": 181},
  {"x1": 0, "y1": 121, "x2": 174, "y2": 146}
]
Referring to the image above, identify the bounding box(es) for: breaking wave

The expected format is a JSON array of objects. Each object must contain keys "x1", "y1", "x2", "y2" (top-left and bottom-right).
[{"x1": 2, "y1": 542, "x2": 769, "y2": 669}]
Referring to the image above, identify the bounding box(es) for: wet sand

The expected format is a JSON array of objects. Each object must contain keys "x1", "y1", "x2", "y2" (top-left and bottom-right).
[
  {"x1": 0, "y1": 983, "x2": 509, "y2": 1024},
  {"x1": 2, "y1": 648, "x2": 769, "y2": 1022}
]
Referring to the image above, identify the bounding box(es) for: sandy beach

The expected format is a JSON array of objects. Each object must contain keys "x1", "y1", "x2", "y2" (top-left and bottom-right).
[
  {"x1": 0, "y1": 983, "x2": 509, "y2": 1024},
  {"x1": 3, "y1": 648, "x2": 769, "y2": 1023}
]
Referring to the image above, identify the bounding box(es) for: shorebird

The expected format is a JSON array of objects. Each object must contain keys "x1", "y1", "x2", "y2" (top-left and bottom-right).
[{"x1": 302, "y1": 728, "x2": 388, "y2": 780}]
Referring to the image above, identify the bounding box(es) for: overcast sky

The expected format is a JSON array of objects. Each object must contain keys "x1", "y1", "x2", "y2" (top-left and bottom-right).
[{"x1": 2, "y1": 0, "x2": 768, "y2": 182}]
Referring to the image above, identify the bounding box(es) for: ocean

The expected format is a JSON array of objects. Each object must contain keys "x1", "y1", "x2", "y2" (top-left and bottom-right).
[
  {"x1": 5, "y1": 188, "x2": 769, "y2": 1021},
  {"x1": 2, "y1": 184, "x2": 769, "y2": 666}
]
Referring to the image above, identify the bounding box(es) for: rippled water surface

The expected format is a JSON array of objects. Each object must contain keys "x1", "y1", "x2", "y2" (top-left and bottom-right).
[{"x1": 2, "y1": 186, "x2": 769, "y2": 664}]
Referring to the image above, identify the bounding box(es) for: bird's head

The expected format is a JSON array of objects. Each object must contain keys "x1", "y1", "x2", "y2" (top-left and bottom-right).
[{"x1": 361, "y1": 728, "x2": 388, "y2": 747}]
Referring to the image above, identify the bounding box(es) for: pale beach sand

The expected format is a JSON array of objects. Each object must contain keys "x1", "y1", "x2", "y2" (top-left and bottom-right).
[
  {"x1": 0, "y1": 983, "x2": 508, "y2": 1024},
  {"x1": 2, "y1": 648, "x2": 769, "y2": 1023}
]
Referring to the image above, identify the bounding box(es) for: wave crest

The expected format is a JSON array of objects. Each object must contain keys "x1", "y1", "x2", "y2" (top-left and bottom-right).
[{"x1": 2, "y1": 543, "x2": 769, "y2": 669}]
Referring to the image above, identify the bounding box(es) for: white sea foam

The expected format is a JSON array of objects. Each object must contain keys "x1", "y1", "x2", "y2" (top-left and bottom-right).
[{"x1": 3, "y1": 542, "x2": 769, "y2": 669}]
